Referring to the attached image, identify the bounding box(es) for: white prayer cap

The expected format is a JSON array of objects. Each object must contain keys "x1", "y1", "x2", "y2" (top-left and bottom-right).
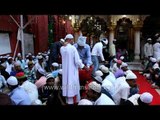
[
  {"x1": 52, "y1": 62, "x2": 59, "y2": 67},
  {"x1": 6, "y1": 54, "x2": 10, "y2": 57},
  {"x1": 25, "y1": 65, "x2": 28, "y2": 69},
  {"x1": 7, "y1": 76, "x2": 18, "y2": 86},
  {"x1": 99, "y1": 65, "x2": 105, "y2": 70},
  {"x1": 101, "y1": 66, "x2": 109, "y2": 73},
  {"x1": 14, "y1": 61, "x2": 21, "y2": 67},
  {"x1": 46, "y1": 73, "x2": 54, "y2": 80},
  {"x1": 153, "y1": 63, "x2": 159, "y2": 70},
  {"x1": 121, "y1": 62, "x2": 128, "y2": 68},
  {"x1": 126, "y1": 72, "x2": 137, "y2": 80},
  {"x1": 113, "y1": 58, "x2": 117, "y2": 62},
  {"x1": 32, "y1": 56, "x2": 35, "y2": 59},
  {"x1": 140, "y1": 92, "x2": 153, "y2": 104},
  {"x1": 38, "y1": 52, "x2": 42, "y2": 55},
  {"x1": 150, "y1": 57, "x2": 157, "y2": 63},
  {"x1": 88, "y1": 81, "x2": 101, "y2": 93},
  {"x1": 0, "y1": 62, "x2": 7, "y2": 68},
  {"x1": 147, "y1": 38, "x2": 152, "y2": 41},
  {"x1": 94, "y1": 76, "x2": 103, "y2": 83},
  {"x1": 7, "y1": 57, "x2": 12, "y2": 60},
  {"x1": 120, "y1": 56, "x2": 124, "y2": 60},
  {"x1": 100, "y1": 38, "x2": 108, "y2": 45},
  {"x1": 28, "y1": 53, "x2": 32, "y2": 55},
  {"x1": 45, "y1": 55, "x2": 49, "y2": 59},
  {"x1": 60, "y1": 38, "x2": 65, "y2": 43},
  {"x1": 155, "y1": 33, "x2": 159, "y2": 37},
  {"x1": 32, "y1": 99, "x2": 42, "y2": 105},
  {"x1": 26, "y1": 55, "x2": 29, "y2": 58},
  {"x1": 77, "y1": 36, "x2": 86, "y2": 46},
  {"x1": 37, "y1": 55, "x2": 43, "y2": 60},
  {"x1": 113, "y1": 39, "x2": 116, "y2": 41},
  {"x1": 157, "y1": 37, "x2": 160, "y2": 42},
  {"x1": 95, "y1": 70, "x2": 103, "y2": 77},
  {"x1": 64, "y1": 34, "x2": 74, "y2": 40},
  {"x1": 58, "y1": 69, "x2": 62, "y2": 75},
  {"x1": 17, "y1": 53, "x2": 21, "y2": 57},
  {"x1": 78, "y1": 99, "x2": 93, "y2": 105}
]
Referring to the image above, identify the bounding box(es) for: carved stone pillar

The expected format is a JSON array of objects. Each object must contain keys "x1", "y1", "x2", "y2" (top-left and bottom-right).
[
  {"x1": 133, "y1": 21, "x2": 142, "y2": 61},
  {"x1": 108, "y1": 25, "x2": 116, "y2": 55}
]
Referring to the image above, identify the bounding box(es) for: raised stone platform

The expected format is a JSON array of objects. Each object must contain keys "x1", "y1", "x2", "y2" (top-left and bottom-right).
[{"x1": 126, "y1": 61, "x2": 144, "y2": 71}]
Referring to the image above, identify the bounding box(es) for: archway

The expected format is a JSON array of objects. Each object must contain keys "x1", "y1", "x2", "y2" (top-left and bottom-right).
[
  {"x1": 79, "y1": 16, "x2": 108, "y2": 45},
  {"x1": 115, "y1": 17, "x2": 134, "y2": 61},
  {"x1": 115, "y1": 17, "x2": 133, "y2": 49}
]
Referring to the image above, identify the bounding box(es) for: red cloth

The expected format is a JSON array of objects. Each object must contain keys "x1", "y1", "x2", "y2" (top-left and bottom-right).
[
  {"x1": 16, "y1": 72, "x2": 26, "y2": 79},
  {"x1": 81, "y1": 79, "x2": 93, "y2": 98},
  {"x1": 79, "y1": 66, "x2": 93, "y2": 98},
  {"x1": 79, "y1": 66, "x2": 93, "y2": 82},
  {"x1": 134, "y1": 71, "x2": 160, "y2": 105}
]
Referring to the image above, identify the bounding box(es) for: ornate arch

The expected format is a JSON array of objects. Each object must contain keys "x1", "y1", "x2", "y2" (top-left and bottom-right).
[{"x1": 79, "y1": 16, "x2": 108, "y2": 37}]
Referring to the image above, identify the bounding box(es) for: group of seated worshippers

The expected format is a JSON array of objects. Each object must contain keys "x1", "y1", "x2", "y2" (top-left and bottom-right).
[
  {"x1": 77, "y1": 58, "x2": 153, "y2": 105},
  {"x1": 0, "y1": 33, "x2": 154, "y2": 105},
  {"x1": 139, "y1": 56, "x2": 160, "y2": 89},
  {"x1": 0, "y1": 52, "x2": 66, "y2": 105}
]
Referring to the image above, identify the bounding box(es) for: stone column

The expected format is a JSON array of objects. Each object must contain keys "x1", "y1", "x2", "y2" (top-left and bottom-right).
[
  {"x1": 134, "y1": 25, "x2": 141, "y2": 61},
  {"x1": 108, "y1": 25, "x2": 116, "y2": 55},
  {"x1": 134, "y1": 30, "x2": 140, "y2": 60}
]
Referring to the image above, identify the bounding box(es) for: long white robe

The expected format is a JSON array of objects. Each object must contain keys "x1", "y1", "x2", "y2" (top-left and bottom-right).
[
  {"x1": 153, "y1": 42, "x2": 160, "y2": 59},
  {"x1": 110, "y1": 44, "x2": 116, "y2": 57},
  {"x1": 144, "y1": 43, "x2": 153, "y2": 57},
  {"x1": 60, "y1": 44, "x2": 84, "y2": 98}
]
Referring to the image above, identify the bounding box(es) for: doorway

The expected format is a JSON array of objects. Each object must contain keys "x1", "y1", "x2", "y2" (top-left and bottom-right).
[{"x1": 115, "y1": 17, "x2": 134, "y2": 61}]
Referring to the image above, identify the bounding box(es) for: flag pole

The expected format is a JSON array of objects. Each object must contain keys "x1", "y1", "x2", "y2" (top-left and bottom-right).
[
  {"x1": 20, "y1": 15, "x2": 25, "y2": 60},
  {"x1": 13, "y1": 39, "x2": 19, "y2": 60}
]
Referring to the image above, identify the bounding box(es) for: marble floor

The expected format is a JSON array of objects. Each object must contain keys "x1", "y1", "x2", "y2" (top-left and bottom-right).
[{"x1": 126, "y1": 61, "x2": 144, "y2": 71}]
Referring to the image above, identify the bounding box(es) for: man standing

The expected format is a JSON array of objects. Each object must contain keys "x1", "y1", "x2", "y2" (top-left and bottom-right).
[
  {"x1": 144, "y1": 38, "x2": 153, "y2": 60},
  {"x1": 49, "y1": 38, "x2": 65, "y2": 66},
  {"x1": 60, "y1": 34, "x2": 84, "y2": 104},
  {"x1": 153, "y1": 37, "x2": 160, "y2": 59},
  {"x1": 109, "y1": 39, "x2": 116, "y2": 59},
  {"x1": 74, "y1": 35, "x2": 92, "y2": 68},
  {"x1": 74, "y1": 35, "x2": 93, "y2": 91},
  {"x1": 91, "y1": 33, "x2": 108, "y2": 76}
]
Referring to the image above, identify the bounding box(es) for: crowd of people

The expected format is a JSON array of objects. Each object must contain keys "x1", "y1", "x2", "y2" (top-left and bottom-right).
[
  {"x1": 140, "y1": 35, "x2": 160, "y2": 89},
  {"x1": 0, "y1": 32, "x2": 156, "y2": 106}
]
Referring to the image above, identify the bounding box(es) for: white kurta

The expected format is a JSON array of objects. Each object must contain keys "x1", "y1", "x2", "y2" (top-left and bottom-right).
[
  {"x1": 153, "y1": 42, "x2": 160, "y2": 59},
  {"x1": 112, "y1": 76, "x2": 130, "y2": 105},
  {"x1": 21, "y1": 80, "x2": 39, "y2": 104},
  {"x1": 124, "y1": 69, "x2": 133, "y2": 76},
  {"x1": 104, "y1": 72, "x2": 116, "y2": 86},
  {"x1": 60, "y1": 43, "x2": 84, "y2": 98},
  {"x1": 127, "y1": 94, "x2": 140, "y2": 105},
  {"x1": 91, "y1": 42, "x2": 105, "y2": 61},
  {"x1": 110, "y1": 44, "x2": 116, "y2": 57},
  {"x1": 112, "y1": 63, "x2": 119, "y2": 73},
  {"x1": 94, "y1": 93, "x2": 115, "y2": 105},
  {"x1": 34, "y1": 62, "x2": 46, "y2": 75},
  {"x1": 102, "y1": 78, "x2": 114, "y2": 95},
  {"x1": 5, "y1": 62, "x2": 14, "y2": 74},
  {"x1": 144, "y1": 43, "x2": 153, "y2": 57}
]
